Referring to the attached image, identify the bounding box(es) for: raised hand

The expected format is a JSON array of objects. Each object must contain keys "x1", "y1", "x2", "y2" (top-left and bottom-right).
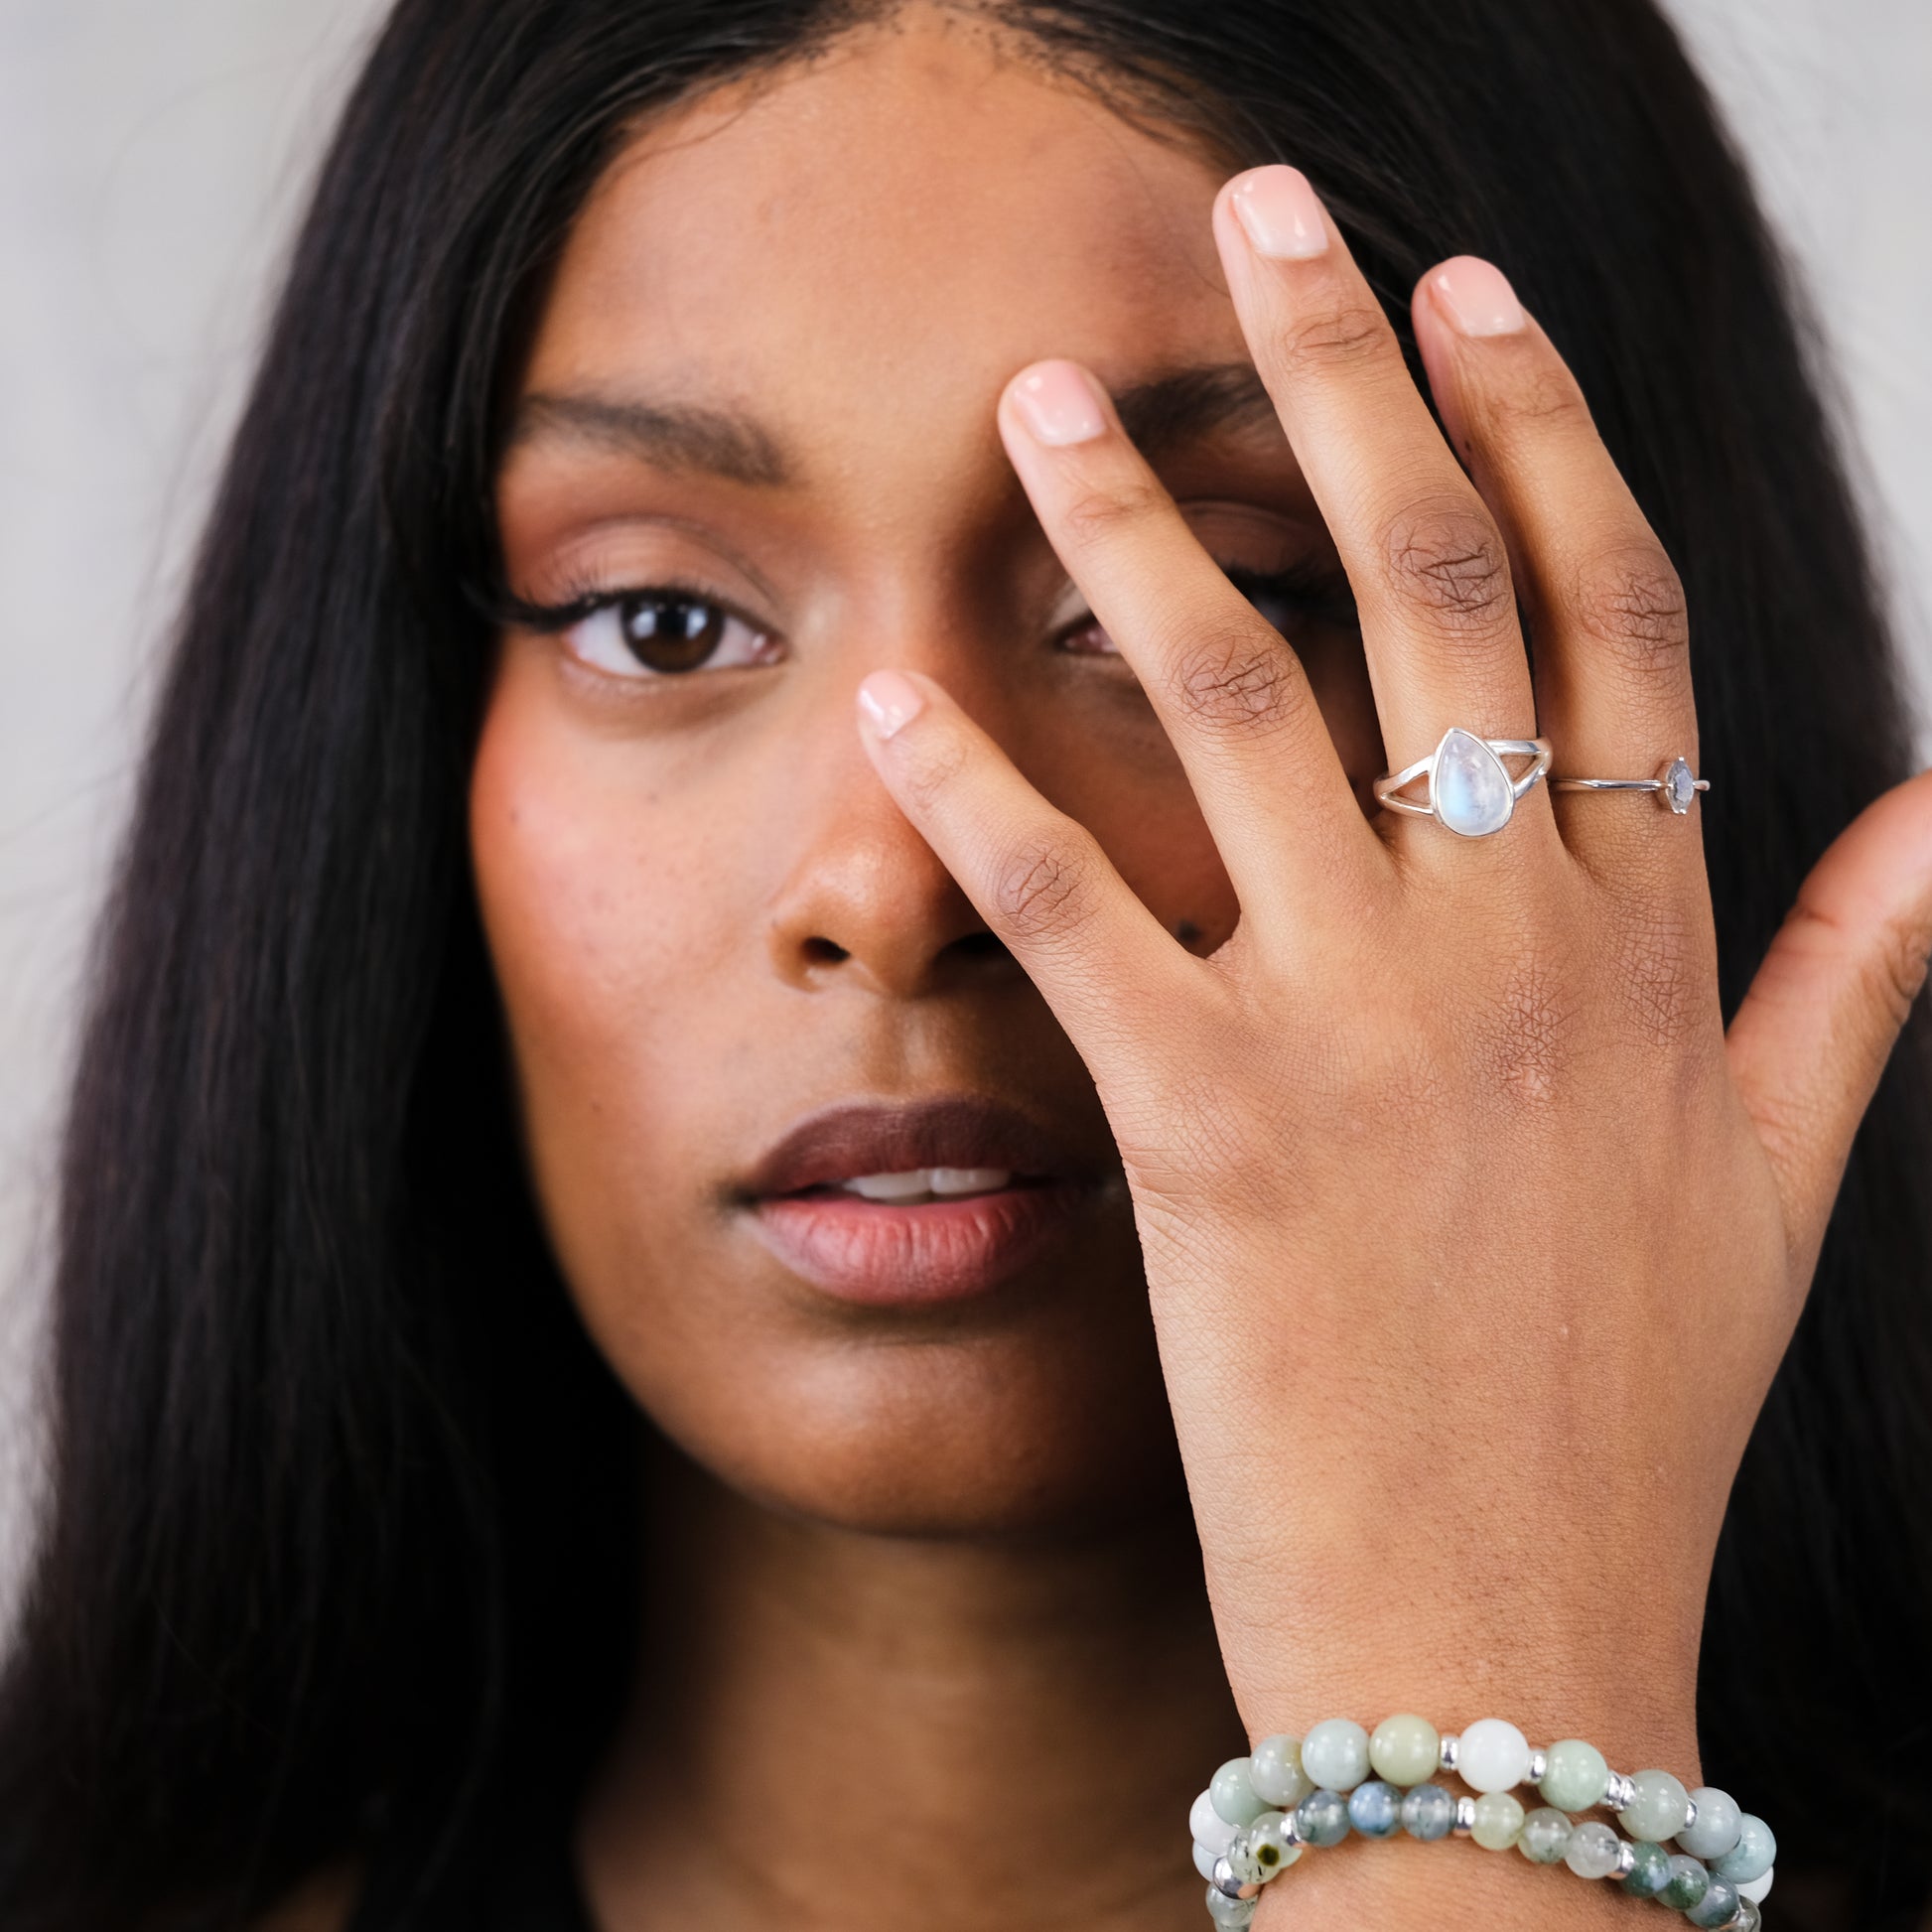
[{"x1": 853, "y1": 162, "x2": 1932, "y2": 1832}]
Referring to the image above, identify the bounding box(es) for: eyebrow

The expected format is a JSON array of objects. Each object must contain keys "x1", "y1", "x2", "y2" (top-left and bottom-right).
[
  {"x1": 507, "y1": 361, "x2": 1281, "y2": 486},
  {"x1": 1110, "y1": 362, "x2": 1282, "y2": 460},
  {"x1": 509, "y1": 391, "x2": 792, "y2": 488}
]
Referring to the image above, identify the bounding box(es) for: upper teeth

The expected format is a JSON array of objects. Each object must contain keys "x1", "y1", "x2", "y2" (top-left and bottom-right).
[{"x1": 840, "y1": 1167, "x2": 1013, "y2": 1201}]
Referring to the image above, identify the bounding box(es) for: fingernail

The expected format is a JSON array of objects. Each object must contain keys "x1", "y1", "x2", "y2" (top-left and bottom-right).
[
  {"x1": 1430, "y1": 256, "x2": 1525, "y2": 337},
  {"x1": 1228, "y1": 166, "x2": 1329, "y2": 260},
  {"x1": 856, "y1": 669, "x2": 926, "y2": 740},
  {"x1": 1009, "y1": 360, "x2": 1108, "y2": 447}
]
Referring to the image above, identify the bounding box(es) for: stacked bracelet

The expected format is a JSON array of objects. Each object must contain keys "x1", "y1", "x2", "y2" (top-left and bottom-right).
[{"x1": 1188, "y1": 1716, "x2": 1775, "y2": 1930}]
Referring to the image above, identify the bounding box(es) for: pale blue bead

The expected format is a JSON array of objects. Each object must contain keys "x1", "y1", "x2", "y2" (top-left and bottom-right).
[
  {"x1": 1192, "y1": 1841, "x2": 1220, "y2": 1882},
  {"x1": 1295, "y1": 1789, "x2": 1351, "y2": 1848},
  {"x1": 1714, "y1": 1816, "x2": 1775, "y2": 1886},
  {"x1": 1300, "y1": 1719, "x2": 1371, "y2": 1792},
  {"x1": 1401, "y1": 1783, "x2": 1455, "y2": 1842},
  {"x1": 1679, "y1": 1788, "x2": 1743, "y2": 1862},
  {"x1": 1685, "y1": 1874, "x2": 1741, "y2": 1926},
  {"x1": 1204, "y1": 1884, "x2": 1257, "y2": 1928},
  {"x1": 1348, "y1": 1780, "x2": 1402, "y2": 1839},
  {"x1": 1211, "y1": 1757, "x2": 1270, "y2": 1828}
]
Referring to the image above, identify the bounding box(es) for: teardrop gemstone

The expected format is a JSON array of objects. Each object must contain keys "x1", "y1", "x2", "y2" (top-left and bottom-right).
[{"x1": 1434, "y1": 729, "x2": 1514, "y2": 837}]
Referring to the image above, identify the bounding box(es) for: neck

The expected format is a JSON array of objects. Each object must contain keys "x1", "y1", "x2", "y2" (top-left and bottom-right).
[{"x1": 579, "y1": 1447, "x2": 1241, "y2": 1930}]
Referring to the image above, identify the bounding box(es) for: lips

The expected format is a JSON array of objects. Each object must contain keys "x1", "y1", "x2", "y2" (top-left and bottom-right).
[{"x1": 739, "y1": 1095, "x2": 1104, "y2": 1305}]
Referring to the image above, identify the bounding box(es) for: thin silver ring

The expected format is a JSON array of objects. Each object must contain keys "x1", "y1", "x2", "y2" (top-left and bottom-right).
[
  {"x1": 1372, "y1": 728, "x2": 1553, "y2": 839},
  {"x1": 1550, "y1": 756, "x2": 1709, "y2": 815}
]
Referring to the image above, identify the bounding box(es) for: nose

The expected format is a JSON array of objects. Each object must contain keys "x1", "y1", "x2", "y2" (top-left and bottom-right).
[{"x1": 763, "y1": 692, "x2": 1013, "y2": 999}]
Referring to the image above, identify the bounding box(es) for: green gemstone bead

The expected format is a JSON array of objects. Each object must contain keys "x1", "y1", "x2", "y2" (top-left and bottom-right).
[
  {"x1": 1471, "y1": 1791, "x2": 1525, "y2": 1851},
  {"x1": 1619, "y1": 1769, "x2": 1691, "y2": 1845},
  {"x1": 1660, "y1": 1854, "x2": 1711, "y2": 1912},
  {"x1": 1686, "y1": 1875, "x2": 1741, "y2": 1927},
  {"x1": 1249, "y1": 1734, "x2": 1314, "y2": 1810},
  {"x1": 1517, "y1": 1807, "x2": 1573, "y2": 1864},
  {"x1": 1713, "y1": 1816, "x2": 1775, "y2": 1886},
  {"x1": 1369, "y1": 1713, "x2": 1441, "y2": 1787},
  {"x1": 1211, "y1": 1757, "x2": 1269, "y2": 1829},
  {"x1": 1621, "y1": 1842, "x2": 1672, "y2": 1898},
  {"x1": 1539, "y1": 1737, "x2": 1609, "y2": 1813},
  {"x1": 1204, "y1": 1885, "x2": 1258, "y2": 1928}
]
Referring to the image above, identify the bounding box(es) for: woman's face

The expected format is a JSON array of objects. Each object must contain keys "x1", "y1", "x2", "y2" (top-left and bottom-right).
[{"x1": 473, "y1": 8, "x2": 1379, "y2": 1535}]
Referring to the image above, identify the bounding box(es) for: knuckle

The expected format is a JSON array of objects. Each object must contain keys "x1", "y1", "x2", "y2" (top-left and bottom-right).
[
  {"x1": 1272, "y1": 301, "x2": 1392, "y2": 380},
  {"x1": 1167, "y1": 621, "x2": 1308, "y2": 740},
  {"x1": 1486, "y1": 362, "x2": 1589, "y2": 436},
  {"x1": 1382, "y1": 499, "x2": 1514, "y2": 635},
  {"x1": 1569, "y1": 542, "x2": 1690, "y2": 675},
  {"x1": 992, "y1": 835, "x2": 1095, "y2": 948},
  {"x1": 1056, "y1": 474, "x2": 1169, "y2": 550}
]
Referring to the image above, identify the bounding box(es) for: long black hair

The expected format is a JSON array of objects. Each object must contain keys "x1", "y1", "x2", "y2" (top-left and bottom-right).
[{"x1": 2, "y1": 2, "x2": 1926, "y2": 1927}]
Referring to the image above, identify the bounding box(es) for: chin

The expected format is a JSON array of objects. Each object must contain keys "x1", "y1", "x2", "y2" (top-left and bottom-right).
[{"x1": 626, "y1": 1314, "x2": 1189, "y2": 1540}]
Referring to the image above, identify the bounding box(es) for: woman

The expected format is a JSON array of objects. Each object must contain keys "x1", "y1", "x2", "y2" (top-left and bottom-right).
[{"x1": 1, "y1": 1, "x2": 1927, "y2": 1929}]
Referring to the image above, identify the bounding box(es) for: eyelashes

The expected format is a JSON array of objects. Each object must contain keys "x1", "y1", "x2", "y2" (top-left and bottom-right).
[
  {"x1": 490, "y1": 560, "x2": 1360, "y2": 682},
  {"x1": 489, "y1": 581, "x2": 780, "y2": 680}
]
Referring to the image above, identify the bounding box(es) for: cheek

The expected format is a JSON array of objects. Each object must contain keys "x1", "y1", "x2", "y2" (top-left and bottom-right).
[
  {"x1": 1029, "y1": 691, "x2": 1241, "y2": 950},
  {"x1": 467, "y1": 661, "x2": 735, "y2": 1230}
]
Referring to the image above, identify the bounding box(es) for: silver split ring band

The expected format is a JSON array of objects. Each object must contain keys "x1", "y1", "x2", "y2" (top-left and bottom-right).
[
  {"x1": 1372, "y1": 728, "x2": 1554, "y2": 839},
  {"x1": 1550, "y1": 756, "x2": 1709, "y2": 815}
]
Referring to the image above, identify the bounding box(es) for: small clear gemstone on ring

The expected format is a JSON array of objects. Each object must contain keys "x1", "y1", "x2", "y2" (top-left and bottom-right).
[{"x1": 1665, "y1": 757, "x2": 1697, "y2": 813}]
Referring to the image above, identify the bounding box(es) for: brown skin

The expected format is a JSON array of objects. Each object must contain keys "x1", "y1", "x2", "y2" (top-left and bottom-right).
[{"x1": 459, "y1": 10, "x2": 1932, "y2": 1931}]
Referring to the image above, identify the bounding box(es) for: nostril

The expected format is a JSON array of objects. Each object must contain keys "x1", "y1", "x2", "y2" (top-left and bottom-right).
[
  {"x1": 801, "y1": 936, "x2": 850, "y2": 965},
  {"x1": 945, "y1": 930, "x2": 1011, "y2": 964}
]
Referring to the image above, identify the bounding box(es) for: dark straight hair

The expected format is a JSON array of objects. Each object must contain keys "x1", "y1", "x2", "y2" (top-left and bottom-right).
[{"x1": 2, "y1": 1, "x2": 1926, "y2": 1927}]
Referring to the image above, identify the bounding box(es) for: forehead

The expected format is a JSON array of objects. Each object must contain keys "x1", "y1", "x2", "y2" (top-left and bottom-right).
[{"x1": 519, "y1": 13, "x2": 1244, "y2": 441}]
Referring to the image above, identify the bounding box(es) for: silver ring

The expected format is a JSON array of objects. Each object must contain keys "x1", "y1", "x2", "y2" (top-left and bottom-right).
[
  {"x1": 1551, "y1": 756, "x2": 1708, "y2": 815},
  {"x1": 1372, "y1": 728, "x2": 1553, "y2": 838}
]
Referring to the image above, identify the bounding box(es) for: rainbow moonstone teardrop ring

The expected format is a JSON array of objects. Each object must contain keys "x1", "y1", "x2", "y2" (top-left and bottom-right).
[{"x1": 1373, "y1": 729, "x2": 1554, "y2": 838}]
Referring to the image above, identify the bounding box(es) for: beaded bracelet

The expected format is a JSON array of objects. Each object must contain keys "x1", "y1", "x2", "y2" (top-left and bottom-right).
[{"x1": 1188, "y1": 1716, "x2": 1775, "y2": 1930}]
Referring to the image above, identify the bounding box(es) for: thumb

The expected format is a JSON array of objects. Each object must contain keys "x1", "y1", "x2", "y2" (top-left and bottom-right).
[{"x1": 1727, "y1": 766, "x2": 1932, "y2": 1280}]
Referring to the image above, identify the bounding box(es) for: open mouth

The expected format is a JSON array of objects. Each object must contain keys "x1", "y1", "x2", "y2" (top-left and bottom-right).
[{"x1": 792, "y1": 1166, "x2": 1039, "y2": 1205}]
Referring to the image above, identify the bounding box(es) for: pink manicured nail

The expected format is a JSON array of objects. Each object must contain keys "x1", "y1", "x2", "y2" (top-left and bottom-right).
[
  {"x1": 856, "y1": 669, "x2": 926, "y2": 740},
  {"x1": 1228, "y1": 166, "x2": 1329, "y2": 260},
  {"x1": 1430, "y1": 256, "x2": 1525, "y2": 337},
  {"x1": 1009, "y1": 361, "x2": 1108, "y2": 447}
]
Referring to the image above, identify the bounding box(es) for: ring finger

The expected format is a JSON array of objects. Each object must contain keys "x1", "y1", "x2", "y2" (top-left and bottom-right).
[{"x1": 1212, "y1": 166, "x2": 1547, "y2": 842}]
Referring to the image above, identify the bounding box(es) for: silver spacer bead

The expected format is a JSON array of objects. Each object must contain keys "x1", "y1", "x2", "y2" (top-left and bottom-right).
[
  {"x1": 1612, "y1": 1841, "x2": 1638, "y2": 1879},
  {"x1": 1603, "y1": 1772, "x2": 1635, "y2": 1812},
  {"x1": 1280, "y1": 1813, "x2": 1304, "y2": 1849},
  {"x1": 1437, "y1": 1732, "x2": 1459, "y2": 1773},
  {"x1": 1452, "y1": 1796, "x2": 1477, "y2": 1835},
  {"x1": 1683, "y1": 1798, "x2": 1700, "y2": 1834},
  {"x1": 1211, "y1": 1856, "x2": 1246, "y2": 1900},
  {"x1": 1526, "y1": 1747, "x2": 1549, "y2": 1785},
  {"x1": 1734, "y1": 1898, "x2": 1761, "y2": 1932}
]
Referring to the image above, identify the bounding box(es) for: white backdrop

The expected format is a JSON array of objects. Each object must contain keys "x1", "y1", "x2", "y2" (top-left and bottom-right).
[{"x1": 2, "y1": 0, "x2": 1928, "y2": 1599}]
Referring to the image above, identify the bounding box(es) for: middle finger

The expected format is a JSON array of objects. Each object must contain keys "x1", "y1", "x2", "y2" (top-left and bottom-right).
[{"x1": 1214, "y1": 166, "x2": 1544, "y2": 812}]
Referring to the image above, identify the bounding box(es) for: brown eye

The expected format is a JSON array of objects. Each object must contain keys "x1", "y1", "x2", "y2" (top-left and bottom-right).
[
  {"x1": 560, "y1": 591, "x2": 778, "y2": 680},
  {"x1": 620, "y1": 593, "x2": 726, "y2": 671}
]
